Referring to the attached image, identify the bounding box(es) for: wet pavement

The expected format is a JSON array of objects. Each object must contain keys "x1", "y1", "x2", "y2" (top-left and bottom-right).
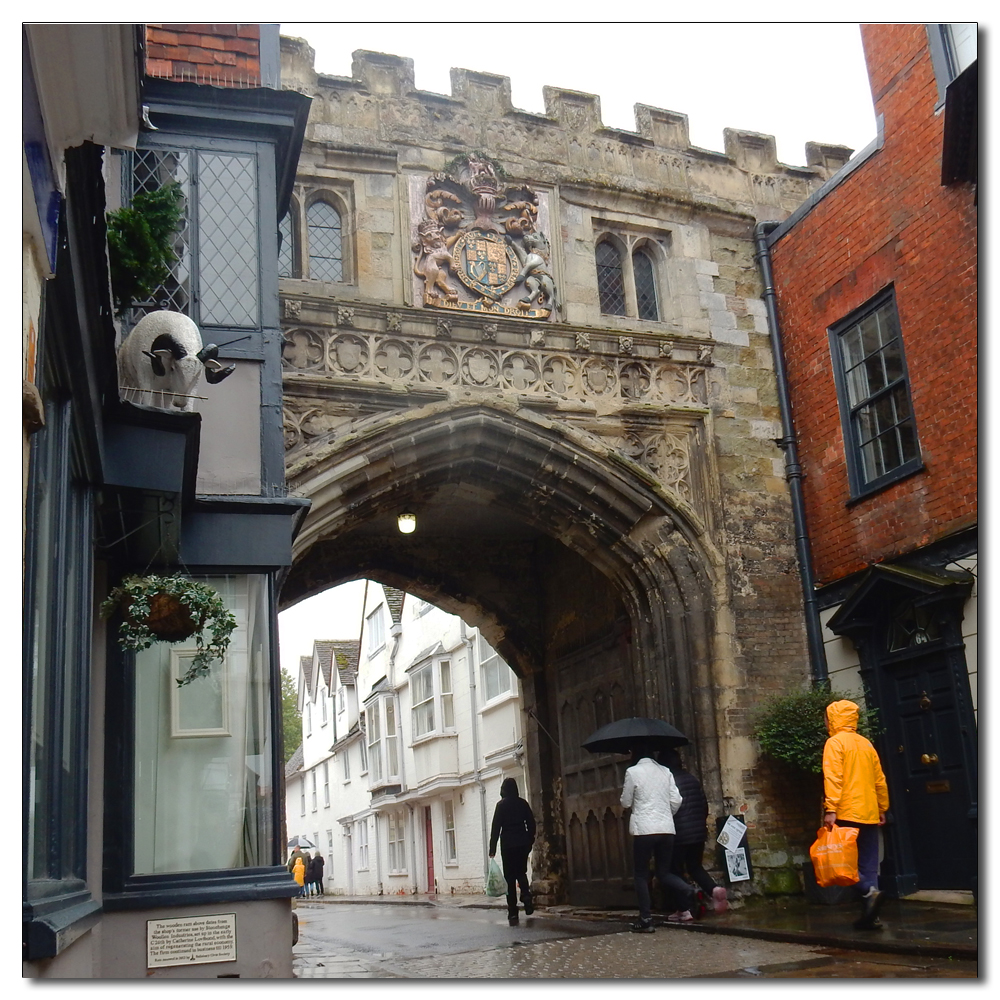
[{"x1": 291, "y1": 889, "x2": 977, "y2": 978}]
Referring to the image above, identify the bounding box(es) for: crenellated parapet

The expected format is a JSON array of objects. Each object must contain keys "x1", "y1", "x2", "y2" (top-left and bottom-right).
[{"x1": 280, "y1": 38, "x2": 855, "y2": 212}]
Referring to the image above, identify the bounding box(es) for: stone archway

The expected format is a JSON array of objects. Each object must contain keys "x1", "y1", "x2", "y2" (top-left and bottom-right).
[{"x1": 281, "y1": 400, "x2": 727, "y2": 905}]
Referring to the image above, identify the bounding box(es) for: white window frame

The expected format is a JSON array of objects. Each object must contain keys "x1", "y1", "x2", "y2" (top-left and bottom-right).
[
  {"x1": 299, "y1": 779, "x2": 305, "y2": 817},
  {"x1": 322, "y1": 760, "x2": 330, "y2": 807},
  {"x1": 337, "y1": 684, "x2": 345, "y2": 715},
  {"x1": 365, "y1": 696, "x2": 400, "y2": 784},
  {"x1": 387, "y1": 811, "x2": 407, "y2": 874},
  {"x1": 478, "y1": 634, "x2": 514, "y2": 704},
  {"x1": 409, "y1": 659, "x2": 456, "y2": 740},
  {"x1": 310, "y1": 769, "x2": 317, "y2": 812},
  {"x1": 342, "y1": 747, "x2": 351, "y2": 782},
  {"x1": 320, "y1": 690, "x2": 328, "y2": 726},
  {"x1": 306, "y1": 701, "x2": 312, "y2": 736},
  {"x1": 359, "y1": 732, "x2": 369, "y2": 775},
  {"x1": 357, "y1": 817, "x2": 369, "y2": 870},
  {"x1": 444, "y1": 800, "x2": 458, "y2": 865},
  {"x1": 367, "y1": 606, "x2": 386, "y2": 656}
]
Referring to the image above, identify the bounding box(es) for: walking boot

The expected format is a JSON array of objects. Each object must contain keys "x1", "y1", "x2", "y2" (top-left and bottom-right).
[{"x1": 853, "y1": 887, "x2": 885, "y2": 929}]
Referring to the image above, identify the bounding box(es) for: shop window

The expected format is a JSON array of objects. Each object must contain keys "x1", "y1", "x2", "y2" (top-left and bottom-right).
[
  {"x1": 830, "y1": 288, "x2": 922, "y2": 498},
  {"x1": 132, "y1": 575, "x2": 275, "y2": 874}
]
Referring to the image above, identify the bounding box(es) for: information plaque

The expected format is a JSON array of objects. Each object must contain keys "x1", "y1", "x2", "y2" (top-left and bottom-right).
[{"x1": 146, "y1": 912, "x2": 237, "y2": 969}]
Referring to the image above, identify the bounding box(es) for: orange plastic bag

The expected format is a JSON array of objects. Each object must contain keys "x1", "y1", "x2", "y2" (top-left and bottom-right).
[{"x1": 809, "y1": 824, "x2": 859, "y2": 887}]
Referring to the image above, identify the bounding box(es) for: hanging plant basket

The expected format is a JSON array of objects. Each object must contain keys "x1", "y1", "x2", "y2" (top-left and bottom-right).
[{"x1": 101, "y1": 574, "x2": 237, "y2": 687}]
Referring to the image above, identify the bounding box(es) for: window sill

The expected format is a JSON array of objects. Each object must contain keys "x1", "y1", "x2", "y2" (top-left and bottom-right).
[
  {"x1": 102, "y1": 867, "x2": 298, "y2": 911},
  {"x1": 410, "y1": 730, "x2": 458, "y2": 748},
  {"x1": 479, "y1": 691, "x2": 518, "y2": 713},
  {"x1": 846, "y1": 460, "x2": 925, "y2": 506},
  {"x1": 23, "y1": 887, "x2": 102, "y2": 961},
  {"x1": 387, "y1": 871, "x2": 409, "y2": 877}
]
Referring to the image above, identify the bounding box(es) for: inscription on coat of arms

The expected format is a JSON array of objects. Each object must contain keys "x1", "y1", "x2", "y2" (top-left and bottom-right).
[{"x1": 411, "y1": 153, "x2": 559, "y2": 319}]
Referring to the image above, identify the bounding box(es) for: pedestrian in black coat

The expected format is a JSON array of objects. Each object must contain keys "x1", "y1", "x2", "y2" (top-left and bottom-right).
[
  {"x1": 489, "y1": 777, "x2": 536, "y2": 925},
  {"x1": 659, "y1": 749, "x2": 728, "y2": 918},
  {"x1": 310, "y1": 853, "x2": 325, "y2": 896}
]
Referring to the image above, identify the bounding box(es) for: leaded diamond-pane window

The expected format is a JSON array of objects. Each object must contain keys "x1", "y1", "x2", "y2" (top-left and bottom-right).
[
  {"x1": 198, "y1": 152, "x2": 259, "y2": 327},
  {"x1": 278, "y1": 210, "x2": 294, "y2": 278},
  {"x1": 832, "y1": 289, "x2": 922, "y2": 495},
  {"x1": 308, "y1": 200, "x2": 343, "y2": 282},
  {"x1": 596, "y1": 241, "x2": 626, "y2": 315},
  {"x1": 127, "y1": 149, "x2": 192, "y2": 317},
  {"x1": 126, "y1": 144, "x2": 262, "y2": 331},
  {"x1": 633, "y1": 248, "x2": 659, "y2": 320}
]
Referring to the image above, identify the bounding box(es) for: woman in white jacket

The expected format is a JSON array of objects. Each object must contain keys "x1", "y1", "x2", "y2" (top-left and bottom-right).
[{"x1": 620, "y1": 746, "x2": 697, "y2": 932}]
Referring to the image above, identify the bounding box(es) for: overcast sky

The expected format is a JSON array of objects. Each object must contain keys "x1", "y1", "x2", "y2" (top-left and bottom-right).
[{"x1": 281, "y1": 21, "x2": 879, "y2": 166}]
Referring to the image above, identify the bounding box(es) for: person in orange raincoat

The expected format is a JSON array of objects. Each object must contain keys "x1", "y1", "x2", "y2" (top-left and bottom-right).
[
  {"x1": 292, "y1": 857, "x2": 306, "y2": 897},
  {"x1": 822, "y1": 699, "x2": 890, "y2": 930}
]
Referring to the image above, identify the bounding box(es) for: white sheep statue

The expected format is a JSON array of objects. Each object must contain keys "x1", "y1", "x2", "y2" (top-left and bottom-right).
[{"x1": 117, "y1": 310, "x2": 235, "y2": 411}]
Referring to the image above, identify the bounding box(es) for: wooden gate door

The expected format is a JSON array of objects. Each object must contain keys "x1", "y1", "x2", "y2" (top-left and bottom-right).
[{"x1": 555, "y1": 635, "x2": 637, "y2": 907}]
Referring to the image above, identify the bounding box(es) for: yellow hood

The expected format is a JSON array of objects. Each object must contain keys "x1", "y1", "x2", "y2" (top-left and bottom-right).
[{"x1": 826, "y1": 699, "x2": 859, "y2": 735}]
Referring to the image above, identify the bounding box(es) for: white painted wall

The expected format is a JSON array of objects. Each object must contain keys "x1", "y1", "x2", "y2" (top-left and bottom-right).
[{"x1": 283, "y1": 583, "x2": 529, "y2": 897}]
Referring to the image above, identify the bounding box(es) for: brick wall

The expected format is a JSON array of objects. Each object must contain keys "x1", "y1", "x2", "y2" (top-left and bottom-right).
[
  {"x1": 145, "y1": 23, "x2": 261, "y2": 87},
  {"x1": 769, "y1": 23, "x2": 977, "y2": 586}
]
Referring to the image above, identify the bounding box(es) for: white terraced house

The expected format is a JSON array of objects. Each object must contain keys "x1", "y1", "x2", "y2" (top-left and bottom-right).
[{"x1": 284, "y1": 582, "x2": 529, "y2": 896}]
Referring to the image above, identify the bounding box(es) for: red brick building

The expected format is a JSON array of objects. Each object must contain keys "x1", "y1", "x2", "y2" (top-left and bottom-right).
[{"x1": 759, "y1": 24, "x2": 977, "y2": 897}]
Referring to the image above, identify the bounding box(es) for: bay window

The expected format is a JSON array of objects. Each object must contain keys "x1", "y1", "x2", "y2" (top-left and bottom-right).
[
  {"x1": 409, "y1": 659, "x2": 455, "y2": 738},
  {"x1": 478, "y1": 634, "x2": 514, "y2": 703},
  {"x1": 365, "y1": 696, "x2": 400, "y2": 785}
]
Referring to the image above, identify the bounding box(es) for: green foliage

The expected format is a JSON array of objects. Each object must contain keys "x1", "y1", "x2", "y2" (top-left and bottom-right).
[
  {"x1": 106, "y1": 182, "x2": 184, "y2": 316},
  {"x1": 753, "y1": 687, "x2": 881, "y2": 774},
  {"x1": 100, "y1": 574, "x2": 237, "y2": 686},
  {"x1": 281, "y1": 669, "x2": 302, "y2": 763}
]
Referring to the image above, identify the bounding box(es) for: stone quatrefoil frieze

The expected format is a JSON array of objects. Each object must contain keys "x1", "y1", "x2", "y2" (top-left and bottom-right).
[{"x1": 281, "y1": 327, "x2": 708, "y2": 406}]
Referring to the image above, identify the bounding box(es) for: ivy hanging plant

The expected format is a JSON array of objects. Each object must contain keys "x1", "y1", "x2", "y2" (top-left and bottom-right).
[
  {"x1": 753, "y1": 687, "x2": 881, "y2": 774},
  {"x1": 106, "y1": 181, "x2": 184, "y2": 317},
  {"x1": 101, "y1": 574, "x2": 237, "y2": 687}
]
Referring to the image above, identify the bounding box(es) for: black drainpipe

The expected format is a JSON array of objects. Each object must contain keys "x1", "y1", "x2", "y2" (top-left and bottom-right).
[{"x1": 753, "y1": 221, "x2": 828, "y2": 686}]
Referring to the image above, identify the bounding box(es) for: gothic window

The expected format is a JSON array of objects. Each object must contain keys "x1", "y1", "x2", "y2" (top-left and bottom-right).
[
  {"x1": 633, "y1": 247, "x2": 659, "y2": 320},
  {"x1": 596, "y1": 240, "x2": 626, "y2": 315},
  {"x1": 278, "y1": 205, "x2": 295, "y2": 277},
  {"x1": 830, "y1": 288, "x2": 922, "y2": 497},
  {"x1": 307, "y1": 199, "x2": 343, "y2": 282}
]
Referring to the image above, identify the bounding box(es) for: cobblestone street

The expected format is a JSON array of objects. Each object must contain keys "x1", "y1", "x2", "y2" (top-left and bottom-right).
[{"x1": 291, "y1": 901, "x2": 977, "y2": 979}]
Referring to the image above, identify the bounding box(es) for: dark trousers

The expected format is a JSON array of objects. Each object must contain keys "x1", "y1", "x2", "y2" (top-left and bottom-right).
[
  {"x1": 500, "y1": 845, "x2": 532, "y2": 918},
  {"x1": 837, "y1": 821, "x2": 880, "y2": 894},
  {"x1": 670, "y1": 840, "x2": 718, "y2": 897},
  {"x1": 632, "y1": 833, "x2": 694, "y2": 921}
]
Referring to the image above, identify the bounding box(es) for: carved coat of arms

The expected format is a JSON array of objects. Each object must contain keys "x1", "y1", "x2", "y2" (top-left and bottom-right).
[{"x1": 411, "y1": 153, "x2": 559, "y2": 319}]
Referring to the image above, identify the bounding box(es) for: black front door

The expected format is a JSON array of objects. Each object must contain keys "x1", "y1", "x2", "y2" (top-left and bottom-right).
[{"x1": 885, "y1": 651, "x2": 976, "y2": 890}]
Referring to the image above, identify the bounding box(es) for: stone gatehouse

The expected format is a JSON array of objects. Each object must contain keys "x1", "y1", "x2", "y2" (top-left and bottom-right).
[{"x1": 277, "y1": 39, "x2": 853, "y2": 905}]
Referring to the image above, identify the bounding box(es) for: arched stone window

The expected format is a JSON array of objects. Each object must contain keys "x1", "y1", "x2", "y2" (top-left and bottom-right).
[
  {"x1": 596, "y1": 240, "x2": 626, "y2": 315},
  {"x1": 633, "y1": 247, "x2": 659, "y2": 321},
  {"x1": 307, "y1": 199, "x2": 343, "y2": 282},
  {"x1": 278, "y1": 202, "x2": 296, "y2": 278}
]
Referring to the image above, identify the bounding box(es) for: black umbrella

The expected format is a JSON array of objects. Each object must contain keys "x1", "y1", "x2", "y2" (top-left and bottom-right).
[
  {"x1": 287, "y1": 835, "x2": 318, "y2": 850},
  {"x1": 581, "y1": 717, "x2": 689, "y2": 755}
]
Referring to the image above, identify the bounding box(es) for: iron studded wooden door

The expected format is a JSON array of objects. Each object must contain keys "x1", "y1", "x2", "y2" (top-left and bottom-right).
[
  {"x1": 556, "y1": 637, "x2": 636, "y2": 907},
  {"x1": 887, "y1": 652, "x2": 975, "y2": 890}
]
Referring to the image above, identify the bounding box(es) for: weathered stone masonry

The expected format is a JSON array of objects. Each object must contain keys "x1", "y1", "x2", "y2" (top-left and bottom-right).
[{"x1": 277, "y1": 38, "x2": 852, "y2": 901}]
